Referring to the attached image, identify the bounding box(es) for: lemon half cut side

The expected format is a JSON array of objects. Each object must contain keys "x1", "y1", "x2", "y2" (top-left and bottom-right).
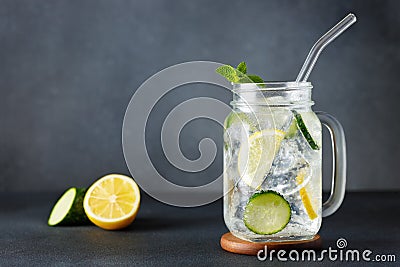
[{"x1": 83, "y1": 174, "x2": 140, "y2": 230}]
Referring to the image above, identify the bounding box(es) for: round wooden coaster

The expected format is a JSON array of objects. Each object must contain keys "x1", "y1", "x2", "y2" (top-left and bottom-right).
[{"x1": 220, "y1": 232, "x2": 322, "y2": 255}]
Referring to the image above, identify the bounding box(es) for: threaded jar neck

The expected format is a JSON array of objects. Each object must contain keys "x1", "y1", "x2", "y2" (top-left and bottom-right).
[{"x1": 231, "y1": 82, "x2": 314, "y2": 108}]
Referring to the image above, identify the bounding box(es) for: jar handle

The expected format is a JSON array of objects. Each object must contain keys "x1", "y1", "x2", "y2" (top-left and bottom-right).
[{"x1": 316, "y1": 111, "x2": 347, "y2": 217}]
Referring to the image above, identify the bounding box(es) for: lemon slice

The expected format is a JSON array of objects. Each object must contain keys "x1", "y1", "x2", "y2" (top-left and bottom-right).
[
  {"x1": 83, "y1": 174, "x2": 140, "y2": 230},
  {"x1": 238, "y1": 129, "x2": 285, "y2": 188},
  {"x1": 224, "y1": 112, "x2": 256, "y2": 130},
  {"x1": 296, "y1": 170, "x2": 317, "y2": 220}
]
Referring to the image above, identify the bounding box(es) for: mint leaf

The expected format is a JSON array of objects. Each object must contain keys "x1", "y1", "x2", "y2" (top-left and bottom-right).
[
  {"x1": 216, "y1": 65, "x2": 253, "y2": 83},
  {"x1": 237, "y1": 74, "x2": 253, "y2": 83},
  {"x1": 237, "y1": 62, "x2": 247, "y2": 74},
  {"x1": 216, "y1": 65, "x2": 239, "y2": 82},
  {"x1": 247, "y1": 74, "x2": 264, "y2": 83}
]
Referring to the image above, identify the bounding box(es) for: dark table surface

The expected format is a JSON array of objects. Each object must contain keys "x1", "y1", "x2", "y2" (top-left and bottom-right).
[{"x1": 0, "y1": 192, "x2": 399, "y2": 266}]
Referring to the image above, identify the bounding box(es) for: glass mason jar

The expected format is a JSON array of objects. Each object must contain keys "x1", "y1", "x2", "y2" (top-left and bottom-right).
[{"x1": 223, "y1": 82, "x2": 346, "y2": 242}]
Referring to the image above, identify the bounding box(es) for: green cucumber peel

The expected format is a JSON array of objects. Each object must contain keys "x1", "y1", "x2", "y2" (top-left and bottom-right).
[
  {"x1": 48, "y1": 187, "x2": 91, "y2": 226},
  {"x1": 292, "y1": 111, "x2": 319, "y2": 150},
  {"x1": 244, "y1": 190, "x2": 291, "y2": 235}
]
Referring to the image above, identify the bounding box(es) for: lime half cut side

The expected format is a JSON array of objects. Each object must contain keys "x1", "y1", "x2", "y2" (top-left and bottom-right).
[
  {"x1": 238, "y1": 129, "x2": 285, "y2": 188},
  {"x1": 244, "y1": 190, "x2": 291, "y2": 235}
]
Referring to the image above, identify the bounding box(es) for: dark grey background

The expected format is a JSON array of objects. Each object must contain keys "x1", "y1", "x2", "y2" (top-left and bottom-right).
[{"x1": 1, "y1": 0, "x2": 399, "y2": 192}]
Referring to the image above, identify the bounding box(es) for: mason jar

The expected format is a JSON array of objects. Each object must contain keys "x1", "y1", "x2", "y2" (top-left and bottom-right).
[{"x1": 223, "y1": 82, "x2": 346, "y2": 242}]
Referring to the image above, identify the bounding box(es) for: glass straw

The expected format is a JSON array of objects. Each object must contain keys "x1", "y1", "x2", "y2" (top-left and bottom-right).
[{"x1": 296, "y1": 13, "x2": 357, "y2": 82}]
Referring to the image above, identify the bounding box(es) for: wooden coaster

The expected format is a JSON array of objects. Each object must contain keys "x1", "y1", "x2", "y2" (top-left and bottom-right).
[{"x1": 220, "y1": 232, "x2": 322, "y2": 255}]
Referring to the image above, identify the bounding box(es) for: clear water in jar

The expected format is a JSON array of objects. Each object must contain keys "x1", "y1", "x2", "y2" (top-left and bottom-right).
[{"x1": 223, "y1": 107, "x2": 322, "y2": 242}]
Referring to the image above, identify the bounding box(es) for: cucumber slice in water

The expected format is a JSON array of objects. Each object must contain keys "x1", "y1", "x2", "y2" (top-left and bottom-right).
[
  {"x1": 244, "y1": 190, "x2": 291, "y2": 235},
  {"x1": 48, "y1": 187, "x2": 90, "y2": 226},
  {"x1": 292, "y1": 111, "x2": 319, "y2": 150}
]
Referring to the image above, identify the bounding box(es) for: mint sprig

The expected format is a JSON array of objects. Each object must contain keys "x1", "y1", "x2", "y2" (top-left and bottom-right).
[
  {"x1": 215, "y1": 65, "x2": 252, "y2": 83},
  {"x1": 216, "y1": 62, "x2": 264, "y2": 84}
]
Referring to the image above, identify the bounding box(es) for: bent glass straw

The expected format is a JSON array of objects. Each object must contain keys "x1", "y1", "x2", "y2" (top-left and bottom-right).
[{"x1": 296, "y1": 13, "x2": 357, "y2": 82}]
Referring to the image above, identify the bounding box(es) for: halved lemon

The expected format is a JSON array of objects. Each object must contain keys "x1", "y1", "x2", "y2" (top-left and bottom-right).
[
  {"x1": 238, "y1": 129, "x2": 285, "y2": 188},
  {"x1": 83, "y1": 174, "x2": 140, "y2": 230}
]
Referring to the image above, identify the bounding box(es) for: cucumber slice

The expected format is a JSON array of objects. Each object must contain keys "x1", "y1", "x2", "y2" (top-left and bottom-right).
[
  {"x1": 292, "y1": 111, "x2": 319, "y2": 150},
  {"x1": 48, "y1": 187, "x2": 91, "y2": 226},
  {"x1": 244, "y1": 190, "x2": 291, "y2": 235}
]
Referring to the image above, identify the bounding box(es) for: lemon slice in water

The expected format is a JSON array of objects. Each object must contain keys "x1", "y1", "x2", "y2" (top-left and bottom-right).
[
  {"x1": 238, "y1": 129, "x2": 285, "y2": 188},
  {"x1": 296, "y1": 170, "x2": 317, "y2": 220}
]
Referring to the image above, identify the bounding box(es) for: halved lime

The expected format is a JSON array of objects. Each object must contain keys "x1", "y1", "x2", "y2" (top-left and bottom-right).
[
  {"x1": 244, "y1": 190, "x2": 291, "y2": 235},
  {"x1": 238, "y1": 129, "x2": 285, "y2": 188}
]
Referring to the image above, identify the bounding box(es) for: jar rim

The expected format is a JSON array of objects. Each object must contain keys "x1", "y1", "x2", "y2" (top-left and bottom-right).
[{"x1": 232, "y1": 81, "x2": 313, "y2": 92}]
